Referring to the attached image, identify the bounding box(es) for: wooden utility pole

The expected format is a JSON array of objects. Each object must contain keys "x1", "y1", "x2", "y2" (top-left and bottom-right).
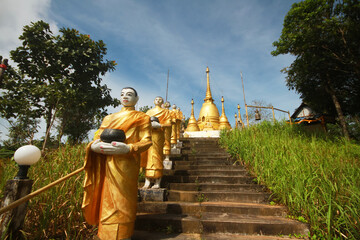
[
  {"x1": 241, "y1": 72, "x2": 249, "y2": 127},
  {"x1": 166, "y1": 69, "x2": 169, "y2": 102}
]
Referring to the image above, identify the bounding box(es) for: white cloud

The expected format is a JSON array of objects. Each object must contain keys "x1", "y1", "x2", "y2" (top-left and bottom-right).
[{"x1": 0, "y1": 0, "x2": 58, "y2": 60}]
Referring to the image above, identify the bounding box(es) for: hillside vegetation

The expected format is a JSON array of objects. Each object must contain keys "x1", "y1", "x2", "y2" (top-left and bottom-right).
[
  {"x1": 0, "y1": 144, "x2": 95, "y2": 239},
  {"x1": 220, "y1": 121, "x2": 360, "y2": 239}
]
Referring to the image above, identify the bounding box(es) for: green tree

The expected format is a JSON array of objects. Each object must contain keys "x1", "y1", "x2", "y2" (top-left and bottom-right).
[
  {"x1": 139, "y1": 105, "x2": 152, "y2": 113},
  {"x1": 272, "y1": 0, "x2": 360, "y2": 139},
  {"x1": 0, "y1": 21, "x2": 119, "y2": 148}
]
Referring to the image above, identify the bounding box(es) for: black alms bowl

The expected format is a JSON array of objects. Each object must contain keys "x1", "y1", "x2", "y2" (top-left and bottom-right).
[
  {"x1": 100, "y1": 129, "x2": 126, "y2": 143},
  {"x1": 150, "y1": 116, "x2": 159, "y2": 123}
]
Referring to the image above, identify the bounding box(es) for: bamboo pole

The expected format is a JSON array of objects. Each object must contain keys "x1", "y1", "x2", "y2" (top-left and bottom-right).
[
  {"x1": 241, "y1": 72, "x2": 249, "y2": 127},
  {"x1": 288, "y1": 111, "x2": 292, "y2": 124},
  {"x1": 0, "y1": 167, "x2": 85, "y2": 215},
  {"x1": 245, "y1": 104, "x2": 249, "y2": 127},
  {"x1": 272, "y1": 106, "x2": 276, "y2": 123}
]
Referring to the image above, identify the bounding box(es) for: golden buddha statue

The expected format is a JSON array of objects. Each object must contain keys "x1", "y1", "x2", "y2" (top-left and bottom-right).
[
  {"x1": 219, "y1": 96, "x2": 232, "y2": 130},
  {"x1": 82, "y1": 87, "x2": 152, "y2": 240},
  {"x1": 141, "y1": 96, "x2": 171, "y2": 189},
  {"x1": 170, "y1": 104, "x2": 178, "y2": 145},
  {"x1": 177, "y1": 107, "x2": 183, "y2": 140},
  {"x1": 163, "y1": 101, "x2": 173, "y2": 166},
  {"x1": 198, "y1": 67, "x2": 220, "y2": 130},
  {"x1": 185, "y1": 99, "x2": 200, "y2": 132}
]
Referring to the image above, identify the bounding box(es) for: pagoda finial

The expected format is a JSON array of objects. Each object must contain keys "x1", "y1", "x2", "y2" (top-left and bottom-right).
[
  {"x1": 237, "y1": 104, "x2": 244, "y2": 128},
  {"x1": 191, "y1": 99, "x2": 195, "y2": 116},
  {"x1": 219, "y1": 96, "x2": 231, "y2": 130},
  {"x1": 204, "y1": 66, "x2": 213, "y2": 103},
  {"x1": 186, "y1": 99, "x2": 200, "y2": 132},
  {"x1": 221, "y1": 96, "x2": 225, "y2": 115}
]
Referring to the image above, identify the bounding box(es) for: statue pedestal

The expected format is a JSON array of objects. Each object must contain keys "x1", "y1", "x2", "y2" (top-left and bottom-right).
[
  {"x1": 163, "y1": 160, "x2": 173, "y2": 170},
  {"x1": 171, "y1": 147, "x2": 181, "y2": 155},
  {"x1": 138, "y1": 188, "x2": 166, "y2": 201},
  {"x1": 184, "y1": 130, "x2": 220, "y2": 138},
  {"x1": 176, "y1": 141, "x2": 183, "y2": 148}
]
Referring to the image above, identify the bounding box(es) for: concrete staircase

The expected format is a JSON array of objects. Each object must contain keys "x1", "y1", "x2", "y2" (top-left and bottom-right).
[{"x1": 134, "y1": 138, "x2": 309, "y2": 240}]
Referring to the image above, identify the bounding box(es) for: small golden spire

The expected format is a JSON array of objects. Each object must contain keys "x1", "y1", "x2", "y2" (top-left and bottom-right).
[
  {"x1": 186, "y1": 99, "x2": 200, "y2": 132},
  {"x1": 219, "y1": 96, "x2": 231, "y2": 130},
  {"x1": 191, "y1": 99, "x2": 195, "y2": 116},
  {"x1": 237, "y1": 104, "x2": 244, "y2": 128},
  {"x1": 221, "y1": 96, "x2": 225, "y2": 115},
  {"x1": 204, "y1": 66, "x2": 214, "y2": 103},
  {"x1": 235, "y1": 113, "x2": 238, "y2": 128}
]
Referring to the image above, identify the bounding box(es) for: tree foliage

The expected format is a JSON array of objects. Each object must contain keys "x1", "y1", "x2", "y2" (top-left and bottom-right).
[
  {"x1": 272, "y1": 0, "x2": 360, "y2": 139},
  {"x1": 139, "y1": 105, "x2": 152, "y2": 113},
  {"x1": 0, "y1": 21, "x2": 119, "y2": 146}
]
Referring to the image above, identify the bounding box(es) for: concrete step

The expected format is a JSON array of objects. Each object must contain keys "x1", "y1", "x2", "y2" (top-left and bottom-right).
[
  {"x1": 168, "y1": 183, "x2": 266, "y2": 192},
  {"x1": 135, "y1": 212, "x2": 309, "y2": 236},
  {"x1": 168, "y1": 169, "x2": 249, "y2": 177},
  {"x1": 137, "y1": 201, "x2": 287, "y2": 217},
  {"x1": 183, "y1": 151, "x2": 230, "y2": 156},
  {"x1": 167, "y1": 190, "x2": 270, "y2": 203},
  {"x1": 132, "y1": 231, "x2": 305, "y2": 240},
  {"x1": 173, "y1": 160, "x2": 232, "y2": 166},
  {"x1": 182, "y1": 147, "x2": 227, "y2": 153},
  {"x1": 162, "y1": 175, "x2": 255, "y2": 184},
  {"x1": 173, "y1": 165, "x2": 243, "y2": 171}
]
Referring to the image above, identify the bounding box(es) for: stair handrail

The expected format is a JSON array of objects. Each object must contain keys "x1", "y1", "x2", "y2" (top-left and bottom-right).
[{"x1": 0, "y1": 167, "x2": 85, "y2": 215}]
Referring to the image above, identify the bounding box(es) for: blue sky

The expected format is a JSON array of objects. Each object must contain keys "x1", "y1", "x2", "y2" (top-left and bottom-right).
[{"x1": 1, "y1": 0, "x2": 301, "y2": 140}]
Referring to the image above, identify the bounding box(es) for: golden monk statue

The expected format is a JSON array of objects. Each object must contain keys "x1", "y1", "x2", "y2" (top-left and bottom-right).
[
  {"x1": 163, "y1": 101, "x2": 173, "y2": 168},
  {"x1": 177, "y1": 107, "x2": 183, "y2": 140},
  {"x1": 141, "y1": 96, "x2": 171, "y2": 189},
  {"x1": 82, "y1": 87, "x2": 152, "y2": 240},
  {"x1": 170, "y1": 104, "x2": 178, "y2": 146}
]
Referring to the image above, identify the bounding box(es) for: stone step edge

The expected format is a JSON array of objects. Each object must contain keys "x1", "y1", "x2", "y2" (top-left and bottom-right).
[{"x1": 132, "y1": 231, "x2": 305, "y2": 240}]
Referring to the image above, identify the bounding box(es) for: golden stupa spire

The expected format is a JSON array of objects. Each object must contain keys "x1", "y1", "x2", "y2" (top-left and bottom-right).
[
  {"x1": 198, "y1": 66, "x2": 220, "y2": 130},
  {"x1": 235, "y1": 114, "x2": 238, "y2": 128},
  {"x1": 237, "y1": 104, "x2": 244, "y2": 128},
  {"x1": 219, "y1": 96, "x2": 232, "y2": 130},
  {"x1": 185, "y1": 99, "x2": 200, "y2": 132},
  {"x1": 204, "y1": 67, "x2": 214, "y2": 103}
]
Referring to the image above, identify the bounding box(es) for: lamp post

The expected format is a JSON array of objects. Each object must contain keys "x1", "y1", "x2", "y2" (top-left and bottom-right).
[{"x1": 0, "y1": 145, "x2": 41, "y2": 238}]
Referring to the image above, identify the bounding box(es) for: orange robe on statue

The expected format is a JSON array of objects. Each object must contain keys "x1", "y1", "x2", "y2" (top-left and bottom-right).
[
  {"x1": 141, "y1": 106, "x2": 171, "y2": 179},
  {"x1": 82, "y1": 107, "x2": 152, "y2": 240}
]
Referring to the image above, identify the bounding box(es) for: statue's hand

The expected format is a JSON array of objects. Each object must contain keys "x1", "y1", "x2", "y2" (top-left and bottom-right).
[
  {"x1": 151, "y1": 121, "x2": 161, "y2": 129},
  {"x1": 91, "y1": 139, "x2": 130, "y2": 155}
]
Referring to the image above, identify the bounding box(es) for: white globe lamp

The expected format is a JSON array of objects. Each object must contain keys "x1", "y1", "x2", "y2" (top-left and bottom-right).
[{"x1": 13, "y1": 145, "x2": 41, "y2": 179}]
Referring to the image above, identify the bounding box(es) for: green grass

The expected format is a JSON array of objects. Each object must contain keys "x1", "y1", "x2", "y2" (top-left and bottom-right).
[{"x1": 219, "y1": 121, "x2": 360, "y2": 239}]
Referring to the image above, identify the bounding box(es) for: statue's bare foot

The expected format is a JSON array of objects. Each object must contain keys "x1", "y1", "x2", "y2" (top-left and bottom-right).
[
  {"x1": 151, "y1": 178, "x2": 161, "y2": 189},
  {"x1": 142, "y1": 178, "x2": 151, "y2": 189}
]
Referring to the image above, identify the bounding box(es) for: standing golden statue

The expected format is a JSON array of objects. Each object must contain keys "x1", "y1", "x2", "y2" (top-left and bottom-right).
[
  {"x1": 176, "y1": 107, "x2": 183, "y2": 141},
  {"x1": 141, "y1": 96, "x2": 171, "y2": 189},
  {"x1": 82, "y1": 87, "x2": 152, "y2": 240},
  {"x1": 170, "y1": 104, "x2": 178, "y2": 145},
  {"x1": 163, "y1": 101, "x2": 173, "y2": 169}
]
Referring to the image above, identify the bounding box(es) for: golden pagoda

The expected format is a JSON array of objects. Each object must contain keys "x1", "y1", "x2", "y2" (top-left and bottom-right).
[
  {"x1": 185, "y1": 99, "x2": 200, "y2": 132},
  {"x1": 219, "y1": 96, "x2": 231, "y2": 130},
  {"x1": 198, "y1": 67, "x2": 220, "y2": 130}
]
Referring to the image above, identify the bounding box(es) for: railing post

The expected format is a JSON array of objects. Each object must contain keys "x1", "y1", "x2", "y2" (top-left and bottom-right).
[
  {"x1": 0, "y1": 145, "x2": 41, "y2": 239},
  {"x1": 0, "y1": 179, "x2": 33, "y2": 238}
]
